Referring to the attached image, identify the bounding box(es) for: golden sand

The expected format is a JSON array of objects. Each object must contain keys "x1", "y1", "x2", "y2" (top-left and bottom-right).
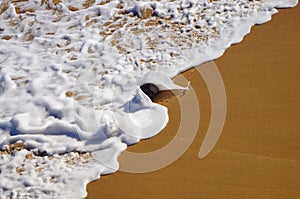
[{"x1": 86, "y1": 5, "x2": 300, "y2": 198}]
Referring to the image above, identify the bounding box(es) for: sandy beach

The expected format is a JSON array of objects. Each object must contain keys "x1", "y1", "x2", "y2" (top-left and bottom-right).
[{"x1": 86, "y1": 4, "x2": 300, "y2": 199}]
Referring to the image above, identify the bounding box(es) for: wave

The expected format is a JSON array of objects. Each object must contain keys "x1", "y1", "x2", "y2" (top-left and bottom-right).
[{"x1": 0, "y1": 0, "x2": 297, "y2": 198}]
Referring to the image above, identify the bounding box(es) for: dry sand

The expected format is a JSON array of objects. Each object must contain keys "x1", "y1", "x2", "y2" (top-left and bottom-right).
[{"x1": 86, "y1": 4, "x2": 300, "y2": 198}]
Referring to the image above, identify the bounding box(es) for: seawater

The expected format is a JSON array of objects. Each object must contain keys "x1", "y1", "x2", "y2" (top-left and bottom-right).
[{"x1": 0, "y1": 0, "x2": 297, "y2": 198}]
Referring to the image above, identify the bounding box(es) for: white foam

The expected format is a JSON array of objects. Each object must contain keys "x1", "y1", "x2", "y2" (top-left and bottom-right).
[{"x1": 0, "y1": 0, "x2": 298, "y2": 198}]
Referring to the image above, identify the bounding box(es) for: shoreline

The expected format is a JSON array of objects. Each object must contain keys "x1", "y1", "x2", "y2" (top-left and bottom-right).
[{"x1": 86, "y1": 4, "x2": 300, "y2": 199}]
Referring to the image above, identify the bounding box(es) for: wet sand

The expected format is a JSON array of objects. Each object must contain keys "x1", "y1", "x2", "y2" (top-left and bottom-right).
[{"x1": 86, "y1": 4, "x2": 300, "y2": 198}]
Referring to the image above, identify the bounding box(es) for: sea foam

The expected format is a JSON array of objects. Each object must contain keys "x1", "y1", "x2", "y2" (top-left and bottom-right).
[{"x1": 0, "y1": 0, "x2": 298, "y2": 198}]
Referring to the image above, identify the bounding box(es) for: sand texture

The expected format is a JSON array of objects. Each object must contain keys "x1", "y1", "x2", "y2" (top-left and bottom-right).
[{"x1": 86, "y1": 4, "x2": 300, "y2": 198}]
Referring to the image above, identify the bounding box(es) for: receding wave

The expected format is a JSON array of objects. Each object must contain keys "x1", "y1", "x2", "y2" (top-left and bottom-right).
[{"x1": 0, "y1": 0, "x2": 297, "y2": 198}]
